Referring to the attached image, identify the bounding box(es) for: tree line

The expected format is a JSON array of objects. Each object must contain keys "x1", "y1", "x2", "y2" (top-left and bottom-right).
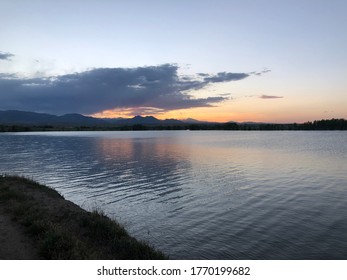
[{"x1": 0, "y1": 118, "x2": 346, "y2": 132}]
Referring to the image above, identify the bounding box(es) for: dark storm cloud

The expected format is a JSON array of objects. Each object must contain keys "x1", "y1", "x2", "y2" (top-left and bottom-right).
[
  {"x1": 0, "y1": 64, "x2": 252, "y2": 115},
  {"x1": 0, "y1": 52, "x2": 14, "y2": 61},
  {"x1": 259, "y1": 94, "x2": 283, "y2": 99}
]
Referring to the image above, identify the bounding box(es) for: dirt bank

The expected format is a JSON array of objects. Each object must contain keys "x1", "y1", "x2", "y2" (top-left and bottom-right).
[{"x1": 0, "y1": 175, "x2": 165, "y2": 260}]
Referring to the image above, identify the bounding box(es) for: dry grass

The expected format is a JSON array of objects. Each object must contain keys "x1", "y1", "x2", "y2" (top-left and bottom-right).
[{"x1": 0, "y1": 175, "x2": 166, "y2": 259}]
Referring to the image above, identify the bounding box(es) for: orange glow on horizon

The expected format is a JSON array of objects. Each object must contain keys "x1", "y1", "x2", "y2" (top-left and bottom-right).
[
  {"x1": 90, "y1": 93, "x2": 347, "y2": 124},
  {"x1": 91, "y1": 108, "x2": 292, "y2": 123},
  {"x1": 91, "y1": 107, "x2": 347, "y2": 124}
]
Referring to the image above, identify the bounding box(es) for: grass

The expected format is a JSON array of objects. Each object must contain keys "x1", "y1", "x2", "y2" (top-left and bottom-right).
[{"x1": 0, "y1": 175, "x2": 166, "y2": 259}]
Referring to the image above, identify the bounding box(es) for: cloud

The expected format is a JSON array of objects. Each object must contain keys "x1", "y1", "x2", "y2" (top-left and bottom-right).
[
  {"x1": 259, "y1": 94, "x2": 283, "y2": 99},
  {"x1": 203, "y1": 72, "x2": 249, "y2": 83},
  {"x1": 0, "y1": 73, "x2": 17, "y2": 79},
  {"x1": 250, "y1": 69, "x2": 271, "y2": 76},
  {"x1": 0, "y1": 51, "x2": 14, "y2": 61},
  {"x1": 0, "y1": 64, "x2": 253, "y2": 115}
]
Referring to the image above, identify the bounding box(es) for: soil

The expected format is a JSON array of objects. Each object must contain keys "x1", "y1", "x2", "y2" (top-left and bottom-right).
[
  {"x1": 0, "y1": 176, "x2": 165, "y2": 260},
  {"x1": 0, "y1": 206, "x2": 39, "y2": 259},
  {"x1": 0, "y1": 177, "x2": 84, "y2": 259}
]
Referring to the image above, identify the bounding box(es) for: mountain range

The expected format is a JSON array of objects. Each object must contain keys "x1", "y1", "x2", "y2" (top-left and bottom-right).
[
  {"x1": 1, "y1": 110, "x2": 346, "y2": 131},
  {"x1": 0, "y1": 110, "x2": 208, "y2": 126}
]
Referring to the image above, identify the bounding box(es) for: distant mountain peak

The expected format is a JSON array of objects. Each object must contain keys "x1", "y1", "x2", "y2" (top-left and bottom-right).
[
  {"x1": 0, "y1": 110, "x2": 106, "y2": 126},
  {"x1": 132, "y1": 115, "x2": 157, "y2": 120},
  {"x1": 181, "y1": 118, "x2": 215, "y2": 124},
  {"x1": 0, "y1": 110, "x2": 196, "y2": 127}
]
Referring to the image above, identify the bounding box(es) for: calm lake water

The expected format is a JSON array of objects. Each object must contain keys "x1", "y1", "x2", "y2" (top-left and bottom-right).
[{"x1": 1, "y1": 131, "x2": 346, "y2": 259}]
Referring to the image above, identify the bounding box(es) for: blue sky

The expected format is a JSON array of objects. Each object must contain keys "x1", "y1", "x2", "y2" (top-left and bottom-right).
[{"x1": 0, "y1": 0, "x2": 346, "y2": 122}]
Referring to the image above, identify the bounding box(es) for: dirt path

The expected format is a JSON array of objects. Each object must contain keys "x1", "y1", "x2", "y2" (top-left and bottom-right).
[
  {"x1": 0, "y1": 175, "x2": 165, "y2": 260},
  {"x1": 0, "y1": 207, "x2": 39, "y2": 259}
]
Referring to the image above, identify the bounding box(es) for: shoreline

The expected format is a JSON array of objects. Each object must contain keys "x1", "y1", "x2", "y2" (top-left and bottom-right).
[
  {"x1": 0, "y1": 175, "x2": 166, "y2": 260},
  {"x1": 1, "y1": 118, "x2": 347, "y2": 132}
]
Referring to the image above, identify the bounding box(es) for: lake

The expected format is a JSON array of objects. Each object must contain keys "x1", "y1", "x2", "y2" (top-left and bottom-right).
[{"x1": 1, "y1": 130, "x2": 346, "y2": 259}]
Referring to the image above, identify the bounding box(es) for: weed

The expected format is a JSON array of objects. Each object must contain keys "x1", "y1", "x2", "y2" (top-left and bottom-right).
[{"x1": 0, "y1": 175, "x2": 166, "y2": 259}]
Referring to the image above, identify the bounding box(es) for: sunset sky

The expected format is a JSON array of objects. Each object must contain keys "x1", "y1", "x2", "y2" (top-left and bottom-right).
[{"x1": 0, "y1": 0, "x2": 346, "y2": 123}]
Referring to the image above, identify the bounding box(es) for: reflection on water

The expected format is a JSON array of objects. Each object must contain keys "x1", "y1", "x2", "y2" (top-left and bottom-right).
[{"x1": 0, "y1": 131, "x2": 347, "y2": 259}]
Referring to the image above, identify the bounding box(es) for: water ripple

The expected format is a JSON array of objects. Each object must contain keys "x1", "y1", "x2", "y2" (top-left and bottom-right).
[{"x1": 0, "y1": 131, "x2": 346, "y2": 259}]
